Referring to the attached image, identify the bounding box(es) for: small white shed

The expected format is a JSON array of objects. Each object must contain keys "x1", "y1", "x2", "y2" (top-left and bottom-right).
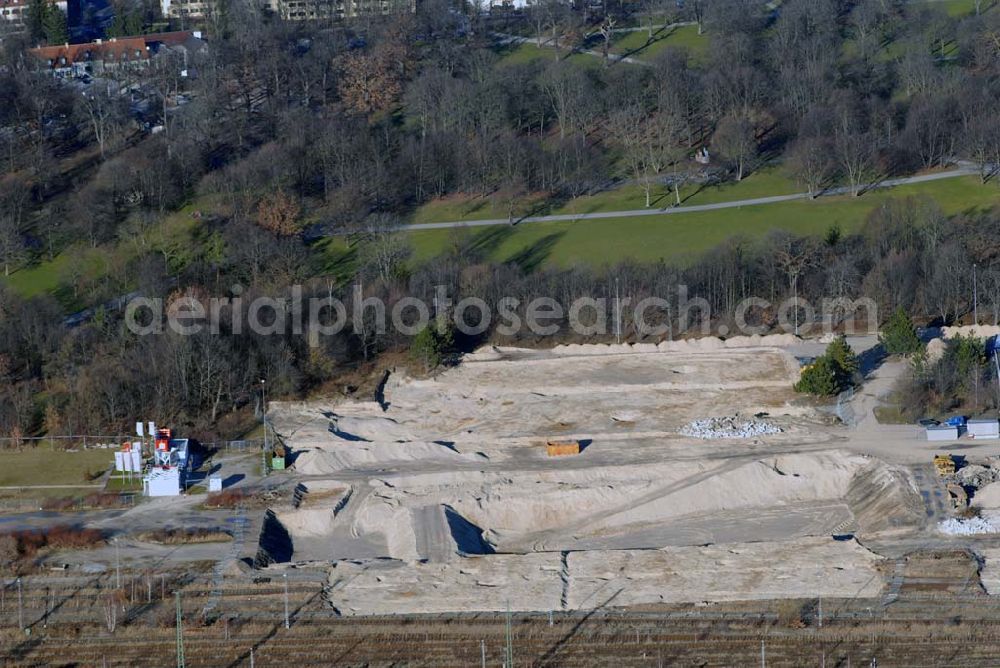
[
  {"x1": 926, "y1": 425, "x2": 959, "y2": 442},
  {"x1": 208, "y1": 476, "x2": 223, "y2": 492},
  {"x1": 144, "y1": 467, "x2": 181, "y2": 497},
  {"x1": 967, "y1": 419, "x2": 1000, "y2": 440}
]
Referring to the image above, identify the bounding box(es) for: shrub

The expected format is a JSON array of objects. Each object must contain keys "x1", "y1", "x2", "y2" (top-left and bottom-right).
[
  {"x1": 880, "y1": 307, "x2": 922, "y2": 355},
  {"x1": 410, "y1": 323, "x2": 454, "y2": 371},
  {"x1": 795, "y1": 337, "x2": 860, "y2": 397},
  {"x1": 795, "y1": 356, "x2": 842, "y2": 396},
  {"x1": 0, "y1": 535, "x2": 18, "y2": 566},
  {"x1": 0, "y1": 525, "x2": 106, "y2": 565},
  {"x1": 204, "y1": 490, "x2": 246, "y2": 509}
]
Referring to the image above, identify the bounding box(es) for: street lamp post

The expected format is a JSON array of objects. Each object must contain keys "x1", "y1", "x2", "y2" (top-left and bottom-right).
[{"x1": 260, "y1": 379, "x2": 268, "y2": 451}]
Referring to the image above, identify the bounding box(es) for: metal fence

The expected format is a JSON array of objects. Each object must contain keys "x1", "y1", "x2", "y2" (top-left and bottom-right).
[{"x1": 0, "y1": 436, "x2": 265, "y2": 452}]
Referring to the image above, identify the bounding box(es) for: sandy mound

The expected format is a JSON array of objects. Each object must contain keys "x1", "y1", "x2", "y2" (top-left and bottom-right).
[
  {"x1": 979, "y1": 548, "x2": 1000, "y2": 595},
  {"x1": 331, "y1": 415, "x2": 416, "y2": 442},
  {"x1": 326, "y1": 536, "x2": 883, "y2": 615},
  {"x1": 465, "y1": 345, "x2": 504, "y2": 362},
  {"x1": 926, "y1": 338, "x2": 946, "y2": 363},
  {"x1": 567, "y1": 537, "x2": 883, "y2": 607},
  {"x1": 974, "y1": 482, "x2": 1000, "y2": 508},
  {"x1": 584, "y1": 452, "x2": 896, "y2": 537},
  {"x1": 423, "y1": 452, "x2": 915, "y2": 551},
  {"x1": 943, "y1": 325, "x2": 1000, "y2": 340},
  {"x1": 277, "y1": 508, "x2": 340, "y2": 537},
  {"x1": 351, "y1": 494, "x2": 419, "y2": 561},
  {"x1": 328, "y1": 553, "x2": 563, "y2": 615},
  {"x1": 295, "y1": 441, "x2": 469, "y2": 474}
]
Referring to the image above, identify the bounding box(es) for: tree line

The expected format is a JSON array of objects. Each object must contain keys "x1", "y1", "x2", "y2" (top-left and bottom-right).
[{"x1": 1, "y1": 0, "x2": 1000, "y2": 437}]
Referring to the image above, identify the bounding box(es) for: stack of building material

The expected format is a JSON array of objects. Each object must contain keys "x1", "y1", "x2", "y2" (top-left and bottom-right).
[{"x1": 680, "y1": 416, "x2": 781, "y2": 440}]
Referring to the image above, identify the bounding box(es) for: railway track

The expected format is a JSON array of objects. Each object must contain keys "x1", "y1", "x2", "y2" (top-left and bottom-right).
[{"x1": 4, "y1": 548, "x2": 1000, "y2": 665}]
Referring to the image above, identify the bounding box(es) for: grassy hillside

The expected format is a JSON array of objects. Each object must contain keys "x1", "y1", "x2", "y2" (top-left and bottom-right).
[{"x1": 406, "y1": 175, "x2": 996, "y2": 268}]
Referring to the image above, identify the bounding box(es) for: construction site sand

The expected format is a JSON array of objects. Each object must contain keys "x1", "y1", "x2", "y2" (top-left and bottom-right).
[
  {"x1": 294, "y1": 440, "x2": 479, "y2": 476},
  {"x1": 445, "y1": 452, "x2": 903, "y2": 548},
  {"x1": 272, "y1": 449, "x2": 919, "y2": 568},
  {"x1": 265, "y1": 344, "x2": 923, "y2": 613},
  {"x1": 980, "y1": 549, "x2": 1000, "y2": 595},
  {"x1": 942, "y1": 325, "x2": 1000, "y2": 340},
  {"x1": 274, "y1": 347, "x2": 805, "y2": 472},
  {"x1": 974, "y1": 482, "x2": 1000, "y2": 508},
  {"x1": 326, "y1": 537, "x2": 883, "y2": 615}
]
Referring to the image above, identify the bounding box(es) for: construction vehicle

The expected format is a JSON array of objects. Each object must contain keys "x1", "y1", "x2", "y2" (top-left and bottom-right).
[{"x1": 934, "y1": 454, "x2": 956, "y2": 476}]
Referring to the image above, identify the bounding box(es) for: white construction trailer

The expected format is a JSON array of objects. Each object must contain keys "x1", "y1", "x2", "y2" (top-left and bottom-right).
[
  {"x1": 967, "y1": 419, "x2": 1000, "y2": 439},
  {"x1": 144, "y1": 467, "x2": 181, "y2": 497},
  {"x1": 926, "y1": 425, "x2": 959, "y2": 441}
]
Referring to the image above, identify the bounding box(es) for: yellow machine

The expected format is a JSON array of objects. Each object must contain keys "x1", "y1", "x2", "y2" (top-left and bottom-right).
[{"x1": 934, "y1": 454, "x2": 955, "y2": 476}]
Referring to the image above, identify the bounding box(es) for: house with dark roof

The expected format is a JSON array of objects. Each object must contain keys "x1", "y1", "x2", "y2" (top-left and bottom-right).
[{"x1": 28, "y1": 31, "x2": 205, "y2": 78}]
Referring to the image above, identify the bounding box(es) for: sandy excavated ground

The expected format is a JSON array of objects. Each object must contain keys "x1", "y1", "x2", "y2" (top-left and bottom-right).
[
  {"x1": 328, "y1": 537, "x2": 884, "y2": 615},
  {"x1": 267, "y1": 343, "x2": 925, "y2": 614}
]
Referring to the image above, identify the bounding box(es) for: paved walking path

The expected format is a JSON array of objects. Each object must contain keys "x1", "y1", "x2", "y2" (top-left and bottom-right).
[{"x1": 402, "y1": 167, "x2": 977, "y2": 231}]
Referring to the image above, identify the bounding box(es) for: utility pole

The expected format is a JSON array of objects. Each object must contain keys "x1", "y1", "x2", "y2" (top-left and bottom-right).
[
  {"x1": 760, "y1": 639, "x2": 766, "y2": 668},
  {"x1": 818, "y1": 597, "x2": 822, "y2": 628},
  {"x1": 283, "y1": 573, "x2": 290, "y2": 629},
  {"x1": 260, "y1": 378, "x2": 267, "y2": 425},
  {"x1": 481, "y1": 639, "x2": 486, "y2": 668},
  {"x1": 261, "y1": 379, "x2": 270, "y2": 477},
  {"x1": 175, "y1": 591, "x2": 185, "y2": 668},
  {"x1": 115, "y1": 538, "x2": 121, "y2": 589},
  {"x1": 250, "y1": 647, "x2": 255, "y2": 668}
]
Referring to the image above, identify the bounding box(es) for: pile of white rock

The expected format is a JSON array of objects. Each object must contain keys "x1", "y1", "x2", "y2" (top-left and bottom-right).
[
  {"x1": 938, "y1": 517, "x2": 999, "y2": 536},
  {"x1": 680, "y1": 415, "x2": 783, "y2": 440}
]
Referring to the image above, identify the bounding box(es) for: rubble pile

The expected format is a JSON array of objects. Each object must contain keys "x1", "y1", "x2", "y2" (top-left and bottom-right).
[
  {"x1": 938, "y1": 517, "x2": 1000, "y2": 536},
  {"x1": 959, "y1": 464, "x2": 999, "y2": 489},
  {"x1": 680, "y1": 415, "x2": 783, "y2": 440}
]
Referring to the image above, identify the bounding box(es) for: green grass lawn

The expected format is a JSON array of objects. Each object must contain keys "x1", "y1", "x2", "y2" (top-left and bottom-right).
[
  {"x1": 0, "y1": 448, "x2": 112, "y2": 487},
  {"x1": 495, "y1": 25, "x2": 710, "y2": 70},
  {"x1": 410, "y1": 166, "x2": 801, "y2": 224},
  {"x1": 4, "y1": 252, "x2": 78, "y2": 299},
  {"x1": 105, "y1": 474, "x2": 144, "y2": 493},
  {"x1": 496, "y1": 41, "x2": 600, "y2": 69},
  {"x1": 611, "y1": 24, "x2": 710, "y2": 62},
  {"x1": 2, "y1": 195, "x2": 222, "y2": 305},
  {"x1": 407, "y1": 175, "x2": 996, "y2": 269},
  {"x1": 915, "y1": 0, "x2": 984, "y2": 17}
]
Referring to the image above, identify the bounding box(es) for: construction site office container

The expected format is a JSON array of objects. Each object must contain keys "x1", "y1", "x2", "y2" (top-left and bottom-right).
[
  {"x1": 967, "y1": 419, "x2": 1000, "y2": 439},
  {"x1": 144, "y1": 467, "x2": 181, "y2": 497},
  {"x1": 926, "y1": 425, "x2": 959, "y2": 442}
]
